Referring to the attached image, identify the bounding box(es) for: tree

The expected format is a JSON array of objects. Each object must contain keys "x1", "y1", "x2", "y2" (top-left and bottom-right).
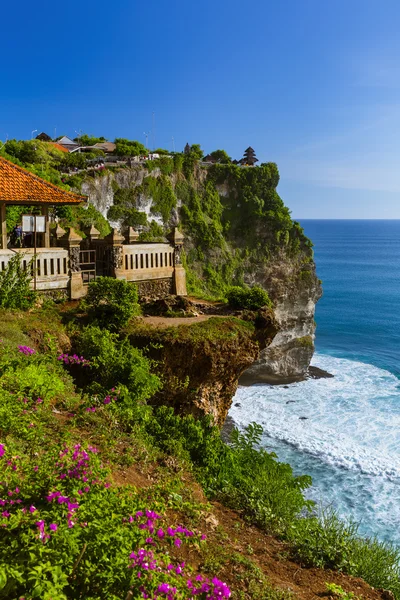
[
  {"x1": 241, "y1": 147, "x2": 258, "y2": 166},
  {"x1": 113, "y1": 139, "x2": 147, "y2": 157},
  {"x1": 189, "y1": 144, "x2": 203, "y2": 160},
  {"x1": 208, "y1": 149, "x2": 231, "y2": 164},
  {"x1": 74, "y1": 134, "x2": 107, "y2": 146}
]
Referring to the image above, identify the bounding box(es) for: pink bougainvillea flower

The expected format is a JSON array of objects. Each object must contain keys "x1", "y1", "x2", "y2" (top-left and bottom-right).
[
  {"x1": 18, "y1": 345, "x2": 35, "y2": 355},
  {"x1": 0, "y1": 444, "x2": 4, "y2": 458}
]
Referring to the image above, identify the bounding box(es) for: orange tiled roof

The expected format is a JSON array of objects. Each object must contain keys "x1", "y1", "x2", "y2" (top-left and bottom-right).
[
  {"x1": 0, "y1": 156, "x2": 86, "y2": 204},
  {"x1": 49, "y1": 142, "x2": 69, "y2": 153}
]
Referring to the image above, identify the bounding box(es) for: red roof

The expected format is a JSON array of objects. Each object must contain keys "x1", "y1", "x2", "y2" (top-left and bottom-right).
[
  {"x1": 0, "y1": 156, "x2": 85, "y2": 204},
  {"x1": 49, "y1": 142, "x2": 69, "y2": 153}
]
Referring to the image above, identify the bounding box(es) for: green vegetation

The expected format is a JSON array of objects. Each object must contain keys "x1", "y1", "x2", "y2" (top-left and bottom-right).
[
  {"x1": 325, "y1": 583, "x2": 357, "y2": 600},
  {"x1": 73, "y1": 133, "x2": 107, "y2": 146},
  {"x1": 55, "y1": 204, "x2": 112, "y2": 239},
  {"x1": 295, "y1": 335, "x2": 314, "y2": 348},
  {"x1": 0, "y1": 300, "x2": 400, "y2": 598},
  {"x1": 226, "y1": 285, "x2": 272, "y2": 310},
  {"x1": 0, "y1": 254, "x2": 36, "y2": 310},
  {"x1": 128, "y1": 316, "x2": 255, "y2": 345},
  {"x1": 82, "y1": 277, "x2": 140, "y2": 331},
  {"x1": 207, "y1": 149, "x2": 232, "y2": 164},
  {"x1": 113, "y1": 138, "x2": 147, "y2": 156}
]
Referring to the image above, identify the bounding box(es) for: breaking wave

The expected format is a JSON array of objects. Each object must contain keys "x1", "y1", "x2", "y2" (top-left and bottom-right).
[{"x1": 229, "y1": 354, "x2": 400, "y2": 544}]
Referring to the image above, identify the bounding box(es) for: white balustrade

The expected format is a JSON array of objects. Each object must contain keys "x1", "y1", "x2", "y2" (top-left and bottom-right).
[
  {"x1": 0, "y1": 248, "x2": 70, "y2": 291},
  {"x1": 122, "y1": 243, "x2": 174, "y2": 281}
]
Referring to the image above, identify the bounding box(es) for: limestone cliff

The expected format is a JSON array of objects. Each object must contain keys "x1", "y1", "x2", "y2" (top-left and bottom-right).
[
  {"x1": 127, "y1": 315, "x2": 277, "y2": 426},
  {"x1": 77, "y1": 158, "x2": 321, "y2": 384}
]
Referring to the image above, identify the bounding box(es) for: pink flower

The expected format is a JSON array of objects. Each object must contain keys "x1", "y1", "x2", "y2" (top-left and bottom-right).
[
  {"x1": 49, "y1": 523, "x2": 58, "y2": 532},
  {"x1": 0, "y1": 444, "x2": 5, "y2": 458},
  {"x1": 29, "y1": 505, "x2": 36, "y2": 514}
]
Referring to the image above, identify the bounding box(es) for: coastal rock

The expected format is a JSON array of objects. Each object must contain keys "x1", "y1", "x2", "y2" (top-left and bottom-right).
[
  {"x1": 240, "y1": 260, "x2": 322, "y2": 384},
  {"x1": 307, "y1": 365, "x2": 334, "y2": 379}
]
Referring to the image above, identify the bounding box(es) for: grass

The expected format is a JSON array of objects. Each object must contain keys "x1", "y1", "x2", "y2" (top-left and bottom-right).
[{"x1": 127, "y1": 316, "x2": 255, "y2": 344}]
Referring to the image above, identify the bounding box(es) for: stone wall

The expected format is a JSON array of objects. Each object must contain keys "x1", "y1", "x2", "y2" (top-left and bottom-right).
[{"x1": 136, "y1": 278, "x2": 174, "y2": 302}]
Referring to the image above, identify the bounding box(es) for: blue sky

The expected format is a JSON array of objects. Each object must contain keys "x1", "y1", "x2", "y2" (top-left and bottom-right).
[{"x1": 1, "y1": 0, "x2": 400, "y2": 218}]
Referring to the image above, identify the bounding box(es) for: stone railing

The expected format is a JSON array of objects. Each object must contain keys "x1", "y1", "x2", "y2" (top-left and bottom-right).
[
  {"x1": 0, "y1": 248, "x2": 70, "y2": 292},
  {"x1": 122, "y1": 243, "x2": 175, "y2": 281}
]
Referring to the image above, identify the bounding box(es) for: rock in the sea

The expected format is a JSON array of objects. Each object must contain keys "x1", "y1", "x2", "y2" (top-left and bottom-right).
[{"x1": 307, "y1": 366, "x2": 334, "y2": 379}]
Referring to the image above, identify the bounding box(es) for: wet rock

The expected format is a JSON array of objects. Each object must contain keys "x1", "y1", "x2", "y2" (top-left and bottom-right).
[{"x1": 307, "y1": 366, "x2": 334, "y2": 379}]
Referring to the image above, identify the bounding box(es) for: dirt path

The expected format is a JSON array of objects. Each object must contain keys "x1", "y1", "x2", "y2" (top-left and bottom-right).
[{"x1": 138, "y1": 315, "x2": 221, "y2": 328}]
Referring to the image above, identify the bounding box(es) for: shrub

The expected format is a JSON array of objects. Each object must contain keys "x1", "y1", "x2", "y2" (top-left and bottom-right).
[
  {"x1": 226, "y1": 285, "x2": 272, "y2": 310},
  {"x1": 83, "y1": 277, "x2": 140, "y2": 330},
  {"x1": 0, "y1": 440, "x2": 224, "y2": 600},
  {"x1": 147, "y1": 411, "x2": 312, "y2": 532},
  {"x1": 74, "y1": 325, "x2": 160, "y2": 400},
  {"x1": 0, "y1": 254, "x2": 36, "y2": 310}
]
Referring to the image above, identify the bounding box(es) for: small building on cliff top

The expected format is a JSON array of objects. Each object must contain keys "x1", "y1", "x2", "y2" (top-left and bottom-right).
[
  {"x1": 0, "y1": 156, "x2": 186, "y2": 300},
  {"x1": 57, "y1": 136, "x2": 80, "y2": 152}
]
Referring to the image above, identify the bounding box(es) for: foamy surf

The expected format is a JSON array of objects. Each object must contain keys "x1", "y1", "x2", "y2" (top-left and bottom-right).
[{"x1": 229, "y1": 354, "x2": 400, "y2": 544}]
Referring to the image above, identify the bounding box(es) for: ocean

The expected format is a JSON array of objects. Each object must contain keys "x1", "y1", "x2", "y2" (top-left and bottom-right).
[{"x1": 229, "y1": 220, "x2": 400, "y2": 545}]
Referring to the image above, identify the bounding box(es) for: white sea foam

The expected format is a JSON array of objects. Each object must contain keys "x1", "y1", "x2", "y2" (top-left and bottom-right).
[{"x1": 229, "y1": 354, "x2": 400, "y2": 543}]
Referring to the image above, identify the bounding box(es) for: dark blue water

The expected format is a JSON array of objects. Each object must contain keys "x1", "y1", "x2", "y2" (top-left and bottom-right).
[
  {"x1": 230, "y1": 221, "x2": 400, "y2": 544},
  {"x1": 302, "y1": 220, "x2": 400, "y2": 379}
]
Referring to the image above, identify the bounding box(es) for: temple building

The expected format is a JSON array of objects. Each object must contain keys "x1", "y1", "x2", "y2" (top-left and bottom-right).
[
  {"x1": 240, "y1": 147, "x2": 258, "y2": 166},
  {"x1": 0, "y1": 156, "x2": 186, "y2": 299}
]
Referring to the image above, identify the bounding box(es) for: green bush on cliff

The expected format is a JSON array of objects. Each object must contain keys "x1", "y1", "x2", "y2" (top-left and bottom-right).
[
  {"x1": 147, "y1": 410, "x2": 312, "y2": 531},
  {"x1": 82, "y1": 277, "x2": 140, "y2": 331},
  {"x1": 74, "y1": 324, "x2": 160, "y2": 400},
  {"x1": 226, "y1": 285, "x2": 272, "y2": 310}
]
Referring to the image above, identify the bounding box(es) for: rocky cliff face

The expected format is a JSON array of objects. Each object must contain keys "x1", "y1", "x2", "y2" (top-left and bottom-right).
[
  {"x1": 79, "y1": 161, "x2": 321, "y2": 385},
  {"x1": 240, "y1": 260, "x2": 322, "y2": 384},
  {"x1": 128, "y1": 315, "x2": 277, "y2": 426}
]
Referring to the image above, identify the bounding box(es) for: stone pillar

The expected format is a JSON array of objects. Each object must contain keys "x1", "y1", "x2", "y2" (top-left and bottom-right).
[
  {"x1": 88, "y1": 225, "x2": 100, "y2": 243},
  {"x1": 105, "y1": 228, "x2": 126, "y2": 279},
  {"x1": 125, "y1": 227, "x2": 139, "y2": 244},
  {"x1": 167, "y1": 227, "x2": 187, "y2": 296},
  {"x1": 61, "y1": 228, "x2": 86, "y2": 300},
  {"x1": 0, "y1": 203, "x2": 7, "y2": 250},
  {"x1": 83, "y1": 225, "x2": 101, "y2": 251},
  {"x1": 55, "y1": 224, "x2": 66, "y2": 241}
]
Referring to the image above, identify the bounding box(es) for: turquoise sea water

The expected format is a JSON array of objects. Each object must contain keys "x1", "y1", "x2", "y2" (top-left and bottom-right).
[{"x1": 229, "y1": 220, "x2": 400, "y2": 545}]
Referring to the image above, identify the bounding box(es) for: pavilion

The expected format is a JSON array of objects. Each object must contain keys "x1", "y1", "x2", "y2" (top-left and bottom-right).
[
  {"x1": 0, "y1": 155, "x2": 85, "y2": 250},
  {"x1": 0, "y1": 155, "x2": 187, "y2": 299}
]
